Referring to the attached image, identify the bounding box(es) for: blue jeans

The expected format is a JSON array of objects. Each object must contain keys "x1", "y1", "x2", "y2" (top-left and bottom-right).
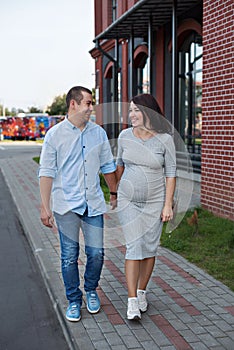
[{"x1": 54, "y1": 210, "x2": 104, "y2": 305}]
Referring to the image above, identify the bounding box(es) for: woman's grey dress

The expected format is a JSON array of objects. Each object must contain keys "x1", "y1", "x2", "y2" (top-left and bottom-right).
[{"x1": 116, "y1": 128, "x2": 176, "y2": 260}]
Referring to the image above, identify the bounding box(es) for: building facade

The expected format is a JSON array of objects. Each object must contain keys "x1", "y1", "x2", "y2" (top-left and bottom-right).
[{"x1": 90, "y1": 0, "x2": 234, "y2": 221}]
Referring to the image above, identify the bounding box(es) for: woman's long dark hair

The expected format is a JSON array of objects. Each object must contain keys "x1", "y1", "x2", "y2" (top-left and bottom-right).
[{"x1": 131, "y1": 94, "x2": 171, "y2": 134}]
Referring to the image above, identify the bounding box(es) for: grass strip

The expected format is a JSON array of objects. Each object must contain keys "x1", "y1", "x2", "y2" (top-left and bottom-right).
[{"x1": 161, "y1": 207, "x2": 234, "y2": 292}]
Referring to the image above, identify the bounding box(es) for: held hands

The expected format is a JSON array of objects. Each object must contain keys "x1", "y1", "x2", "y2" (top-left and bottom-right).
[
  {"x1": 161, "y1": 204, "x2": 174, "y2": 222},
  {"x1": 110, "y1": 193, "x2": 117, "y2": 210}
]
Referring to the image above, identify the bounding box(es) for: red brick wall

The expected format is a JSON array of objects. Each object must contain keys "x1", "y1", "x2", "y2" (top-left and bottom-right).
[
  {"x1": 118, "y1": 0, "x2": 127, "y2": 18},
  {"x1": 95, "y1": 0, "x2": 103, "y2": 36},
  {"x1": 201, "y1": 0, "x2": 234, "y2": 220},
  {"x1": 127, "y1": 0, "x2": 138, "y2": 10},
  {"x1": 102, "y1": 0, "x2": 113, "y2": 31}
]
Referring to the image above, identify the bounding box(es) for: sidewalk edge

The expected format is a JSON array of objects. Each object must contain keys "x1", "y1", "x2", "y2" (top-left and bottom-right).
[{"x1": 3, "y1": 171, "x2": 80, "y2": 350}]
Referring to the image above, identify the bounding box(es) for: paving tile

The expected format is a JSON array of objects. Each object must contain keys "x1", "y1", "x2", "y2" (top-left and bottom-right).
[
  {"x1": 213, "y1": 319, "x2": 234, "y2": 332},
  {"x1": 121, "y1": 335, "x2": 142, "y2": 349},
  {"x1": 97, "y1": 320, "x2": 115, "y2": 333},
  {"x1": 141, "y1": 340, "x2": 161, "y2": 350},
  {"x1": 197, "y1": 333, "x2": 222, "y2": 347},
  {"x1": 104, "y1": 332, "x2": 124, "y2": 347},
  {"x1": 179, "y1": 329, "x2": 201, "y2": 343},
  {"x1": 86, "y1": 328, "x2": 105, "y2": 341},
  {"x1": 216, "y1": 337, "x2": 234, "y2": 350},
  {"x1": 189, "y1": 342, "x2": 209, "y2": 350},
  {"x1": 132, "y1": 328, "x2": 153, "y2": 342},
  {"x1": 219, "y1": 312, "x2": 234, "y2": 324},
  {"x1": 115, "y1": 324, "x2": 135, "y2": 337},
  {"x1": 110, "y1": 345, "x2": 128, "y2": 350},
  {"x1": 204, "y1": 325, "x2": 226, "y2": 338},
  {"x1": 225, "y1": 329, "x2": 234, "y2": 340},
  {"x1": 2, "y1": 157, "x2": 234, "y2": 350},
  {"x1": 186, "y1": 322, "x2": 208, "y2": 335},
  {"x1": 169, "y1": 319, "x2": 189, "y2": 331},
  {"x1": 92, "y1": 340, "x2": 111, "y2": 350}
]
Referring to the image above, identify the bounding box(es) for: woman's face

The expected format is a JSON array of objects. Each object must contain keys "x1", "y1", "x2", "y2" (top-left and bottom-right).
[{"x1": 129, "y1": 102, "x2": 144, "y2": 128}]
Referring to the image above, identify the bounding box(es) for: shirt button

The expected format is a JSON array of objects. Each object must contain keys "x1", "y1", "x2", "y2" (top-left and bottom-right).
[
  {"x1": 83, "y1": 146, "x2": 85, "y2": 148},
  {"x1": 85, "y1": 173, "x2": 87, "y2": 176},
  {"x1": 86, "y1": 187, "x2": 88, "y2": 190}
]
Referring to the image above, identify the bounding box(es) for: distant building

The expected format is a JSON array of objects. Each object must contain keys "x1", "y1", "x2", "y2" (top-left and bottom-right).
[{"x1": 90, "y1": 0, "x2": 234, "y2": 221}]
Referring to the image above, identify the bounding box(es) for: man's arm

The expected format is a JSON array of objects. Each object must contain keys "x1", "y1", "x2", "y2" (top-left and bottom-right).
[
  {"x1": 116, "y1": 165, "x2": 124, "y2": 183},
  {"x1": 39, "y1": 176, "x2": 55, "y2": 228}
]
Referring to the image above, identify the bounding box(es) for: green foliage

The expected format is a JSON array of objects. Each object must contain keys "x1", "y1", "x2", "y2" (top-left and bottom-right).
[
  {"x1": 46, "y1": 94, "x2": 67, "y2": 115},
  {"x1": 92, "y1": 88, "x2": 96, "y2": 105},
  {"x1": 28, "y1": 106, "x2": 43, "y2": 113},
  {"x1": 0, "y1": 105, "x2": 16, "y2": 116},
  {"x1": 99, "y1": 173, "x2": 110, "y2": 202},
  {"x1": 161, "y1": 207, "x2": 234, "y2": 291}
]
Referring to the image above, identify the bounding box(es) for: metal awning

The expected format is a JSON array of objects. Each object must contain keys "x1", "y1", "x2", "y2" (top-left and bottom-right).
[{"x1": 94, "y1": 0, "x2": 200, "y2": 41}]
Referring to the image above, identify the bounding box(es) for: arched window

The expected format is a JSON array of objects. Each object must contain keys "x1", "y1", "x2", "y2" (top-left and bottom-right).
[
  {"x1": 134, "y1": 45, "x2": 149, "y2": 95},
  {"x1": 178, "y1": 33, "x2": 202, "y2": 159}
]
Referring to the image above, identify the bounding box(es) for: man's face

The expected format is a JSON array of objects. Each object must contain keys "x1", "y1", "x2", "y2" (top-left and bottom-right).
[{"x1": 73, "y1": 92, "x2": 93, "y2": 123}]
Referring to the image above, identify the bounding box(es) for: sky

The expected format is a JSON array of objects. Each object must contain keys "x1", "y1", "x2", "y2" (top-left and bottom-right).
[{"x1": 0, "y1": 0, "x2": 95, "y2": 112}]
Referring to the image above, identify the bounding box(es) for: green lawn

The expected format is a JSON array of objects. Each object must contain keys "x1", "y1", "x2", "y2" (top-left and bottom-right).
[{"x1": 161, "y1": 207, "x2": 234, "y2": 292}]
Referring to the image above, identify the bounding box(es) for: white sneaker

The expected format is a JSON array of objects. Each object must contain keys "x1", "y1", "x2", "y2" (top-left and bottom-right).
[
  {"x1": 127, "y1": 297, "x2": 141, "y2": 320},
  {"x1": 137, "y1": 289, "x2": 147, "y2": 312}
]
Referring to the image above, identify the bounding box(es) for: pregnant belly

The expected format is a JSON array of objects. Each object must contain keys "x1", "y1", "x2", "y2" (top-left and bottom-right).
[{"x1": 118, "y1": 167, "x2": 164, "y2": 202}]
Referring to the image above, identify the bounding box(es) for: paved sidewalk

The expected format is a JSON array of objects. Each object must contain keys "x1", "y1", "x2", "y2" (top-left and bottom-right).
[{"x1": 1, "y1": 156, "x2": 234, "y2": 350}]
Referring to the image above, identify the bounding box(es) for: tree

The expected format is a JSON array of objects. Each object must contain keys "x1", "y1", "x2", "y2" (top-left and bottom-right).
[
  {"x1": 28, "y1": 106, "x2": 43, "y2": 113},
  {"x1": 0, "y1": 105, "x2": 16, "y2": 116},
  {"x1": 46, "y1": 94, "x2": 67, "y2": 115}
]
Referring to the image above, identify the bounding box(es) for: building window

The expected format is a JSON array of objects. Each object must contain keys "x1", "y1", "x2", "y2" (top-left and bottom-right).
[
  {"x1": 134, "y1": 47, "x2": 149, "y2": 95},
  {"x1": 178, "y1": 34, "x2": 202, "y2": 172},
  {"x1": 136, "y1": 57, "x2": 150, "y2": 94}
]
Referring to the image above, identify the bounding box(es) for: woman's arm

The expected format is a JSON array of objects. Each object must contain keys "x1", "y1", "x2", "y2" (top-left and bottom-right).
[{"x1": 161, "y1": 177, "x2": 176, "y2": 222}]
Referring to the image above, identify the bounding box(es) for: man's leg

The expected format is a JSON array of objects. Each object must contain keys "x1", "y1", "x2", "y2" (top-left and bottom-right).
[
  {"x1": 54, "y1": 212, "x2": 83, "y2": 305},
  {"x1": 81, "y1": 213, "x2": 104, "y2": 313},
  {"x1": 81, "y1": 213, "x2": 104, "y2": 292}
]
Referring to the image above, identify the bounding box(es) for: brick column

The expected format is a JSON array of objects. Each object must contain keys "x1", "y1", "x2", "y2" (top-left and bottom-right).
[{"x1": 201, "y1": 0, "x2": 234, "y2": 220}]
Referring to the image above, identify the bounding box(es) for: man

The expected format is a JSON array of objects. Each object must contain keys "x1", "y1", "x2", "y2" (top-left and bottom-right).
[{"x1": 39, "y1": 86, "x2": 117, "y2": 322}]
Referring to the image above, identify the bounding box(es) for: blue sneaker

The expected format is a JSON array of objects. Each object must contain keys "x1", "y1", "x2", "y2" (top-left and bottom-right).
[
  {"x1": 66, "y1": 302, "x2": 81, "y2": 322},
  {"x1": 86, "y1": 291, "x2": 100, "y2": 314}
]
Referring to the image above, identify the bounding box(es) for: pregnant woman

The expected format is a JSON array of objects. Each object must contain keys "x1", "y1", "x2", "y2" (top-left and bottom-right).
[{"x1": 116, "y1": 94, "x2": 176, "y2": 320}]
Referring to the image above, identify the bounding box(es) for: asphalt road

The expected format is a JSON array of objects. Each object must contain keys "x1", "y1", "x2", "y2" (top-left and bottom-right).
[
  {"x1": 0, "y1": 141, "x2": 42, "y2": 160},
  {"x1": 0, "y1": 144, "x2": 68, "y2": 350}
]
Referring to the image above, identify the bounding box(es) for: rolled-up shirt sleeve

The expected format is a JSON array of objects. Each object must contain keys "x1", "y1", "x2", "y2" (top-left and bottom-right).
[
  {"x1": 38, "y1": 139, "x2": 57, "y2": 178},
  {"x1": 164, "y1": 136, "x2": 177, "y2": 177}
]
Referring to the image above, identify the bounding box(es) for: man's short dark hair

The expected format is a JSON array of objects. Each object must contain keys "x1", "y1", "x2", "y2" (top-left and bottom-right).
[{"x1": 66, "y1": 86, "x2": 92, "y2": 108}]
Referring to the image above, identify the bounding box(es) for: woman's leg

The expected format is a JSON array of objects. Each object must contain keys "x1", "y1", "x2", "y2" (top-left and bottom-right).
[
  {"x1": 138, "y1": 257, "x2": 155, "y2": 290},
  {"x1": 125, "y1": 259, "x2": 140, "y2": 297}
]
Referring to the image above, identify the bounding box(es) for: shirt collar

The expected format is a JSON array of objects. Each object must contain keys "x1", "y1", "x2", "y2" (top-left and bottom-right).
[{"x1": 65, "y1": 115, "x2": 90, "y2": 132}]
